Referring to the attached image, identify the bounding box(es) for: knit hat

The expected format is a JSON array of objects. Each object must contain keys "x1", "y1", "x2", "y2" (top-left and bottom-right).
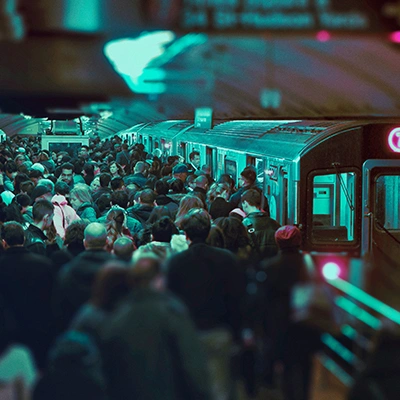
[
  {"x1": 172, "y1": 163, "x2": 188, "y2": 174},
  {"x1": 275, "y1": 225, "x2": 302, "y2": 249},
  {"x1": 229, "y1": 208, "x2": 246, "y2": 221},
  {"x1": 30, "y1": 185, "x2": 52, "y2": 204}
]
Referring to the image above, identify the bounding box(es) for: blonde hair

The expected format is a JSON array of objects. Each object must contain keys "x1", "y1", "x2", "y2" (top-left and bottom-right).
[{"x1": 70, "y1": 184, "x2": 93, "y2": 204}]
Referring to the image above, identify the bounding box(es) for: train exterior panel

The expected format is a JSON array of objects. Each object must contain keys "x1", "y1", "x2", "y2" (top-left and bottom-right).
[{"x1": 117, "y1": 119, "x2": 400, "y2": 307}]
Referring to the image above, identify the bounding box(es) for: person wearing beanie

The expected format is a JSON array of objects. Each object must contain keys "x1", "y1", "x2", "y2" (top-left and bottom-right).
[{"x1": 258, "y1": 226, "x2": 321, "y2": 400}]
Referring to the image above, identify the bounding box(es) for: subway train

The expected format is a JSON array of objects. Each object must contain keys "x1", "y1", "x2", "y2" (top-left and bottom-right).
[{"x1": 117, "y1": 118, "x2": 400, "y2": 309}]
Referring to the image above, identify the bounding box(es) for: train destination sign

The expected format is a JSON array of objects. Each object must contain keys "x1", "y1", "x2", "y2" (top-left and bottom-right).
[{"x1": 147, "y1": 0, "x2": 400, "y2": 33}]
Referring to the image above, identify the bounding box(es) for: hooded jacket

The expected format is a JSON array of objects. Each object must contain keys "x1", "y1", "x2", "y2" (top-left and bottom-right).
[{"x1": 51, "y1": 194, "x2": 80, "y2": 239}]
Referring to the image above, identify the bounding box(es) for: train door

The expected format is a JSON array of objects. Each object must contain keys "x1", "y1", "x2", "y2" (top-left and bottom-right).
[
  {"x1": 362, "y1": 160, "x2": 400, "y2": 307},
  {"x1": 206, "y1": 146, "x2": 216, "y2": 178}
]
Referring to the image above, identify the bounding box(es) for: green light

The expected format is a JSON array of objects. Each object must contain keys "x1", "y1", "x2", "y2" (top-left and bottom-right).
[
  {"x1": 341, "y1": 325, "x2": 357, "y2": 340},
  {"x1": 336, "y1": 296, "x2": 381, "y2": 329},
  {"x1": 321, "y1": 334, "x2": 360, "y2": 365},
  {"x1": 328, "y1": 278, "x2": 400, "y2": 325},
  {"x1": 318, "y1": 354, "x2": 354, "y2": 387}
]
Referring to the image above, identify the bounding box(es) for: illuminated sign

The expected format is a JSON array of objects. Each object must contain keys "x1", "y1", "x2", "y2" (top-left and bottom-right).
[
  {"x1": 388, "y1": 127, "x2": 400, "y2": 153},
  {"x1": 166, "y1": 0, "x2": 400, "y2": 33}
]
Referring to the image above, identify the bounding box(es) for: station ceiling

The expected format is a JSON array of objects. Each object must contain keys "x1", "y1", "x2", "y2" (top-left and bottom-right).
[{"x1": 1, "y1": 33, "x2": 400, "y2": 138}]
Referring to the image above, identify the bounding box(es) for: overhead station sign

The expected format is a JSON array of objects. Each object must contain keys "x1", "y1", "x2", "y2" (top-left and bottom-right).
[{"x1": 149, "y1": 0, "x2": 400, "y2": 33}]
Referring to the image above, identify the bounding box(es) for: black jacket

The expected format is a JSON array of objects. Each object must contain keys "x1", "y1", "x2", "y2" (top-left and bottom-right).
[
  {"x1": 53, "y1": 249, "x2": 115, "y2": 333},
  {"x1": 100, "y1": 288, "x2": 212, "y2": 400},
  {"x1": 243, "y1": 211, "x2": 280, "y2": 261},
  {"x1": 167, "y1": 241, "x2": 245, "y2": 337}
]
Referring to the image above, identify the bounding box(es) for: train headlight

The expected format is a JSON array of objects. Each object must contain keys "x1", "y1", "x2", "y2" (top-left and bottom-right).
[{"x1": 322, "y1": 261, "x2": 341, "y2": 280}]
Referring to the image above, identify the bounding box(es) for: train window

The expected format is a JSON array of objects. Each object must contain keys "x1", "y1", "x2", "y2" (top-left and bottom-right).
[
  {"x1": 256, "y1": 158, "x2": 264, "y2": 184},
  {"x1": 312, "y1": 172, "x2": 355, "y2": 243},
  {"x1": 225, "y1": 159, "x2": 237, "y2": 183},
  {"x1": 375, "y1": 175, "x2": 400, "y2": 230},
  {"x1": 179, "y1": 142, "x2": 186, "y2": 159}
]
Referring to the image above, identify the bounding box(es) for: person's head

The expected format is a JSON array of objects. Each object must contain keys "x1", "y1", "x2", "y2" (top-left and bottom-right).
[
  {"x1": 110, "y1": 176, "x2": 125, "y2": 191},
  {"x1": 206, "y1": 224, "x2": 225, "y2": 249},
  {"x1": 90, "y1": 176, "x2": 101, "y2": 192},
  {"x1": 109, "y1": 161, "x2": 124, "y2": 177},
  {"x1": 154, "y1": 178, "x2": 169, "y2": 196},
  {"x1": 189, "y1": 150, "x2": 200, "y2": 168},
  {"x1": 239, "y1": 166, "x2": 256, "y2": 187},
  {"x1": 151, "y1": 216, "x2": 178, "y2": 242},
  {"x1": 180, "y1": 208, "x2": 212, "y2": 243},
  {"x1": 139, "y1": 188, "x2": 156, "y2": 206},
  {"x1": 64, "y1": 220, "x2": 88, "y2": 248},
  {"x1": 54, "y1": 180, "x2": 71, "y2": 196},
  {"x1": 30, "y1": 184, "x2": 52, "y2": 204},
  {"x1": 275, "y1": 225, "x2": 302, "y2": 250},
  {"x1": 241, "y1": 189, "x2": 261, "y2": 214},
  {"x1": 99, "y1": 172, "x2": 112, "y2": 189},
  {"x1": 96, "y1": 193, "x2": 112, "y2": 214},
  {"x1": 14, "y1": 154, "x2": 27, "y2": 167},
  {"x1": 14, "y1": 173, "x2": 30, "y2": 193},
  {"x1": 1, "y1": 221, "x2": 25, "y2": 248},
  {"x1": 90, "y1": 262, "x2": 131, "y2": 311},
  {"x1": 105, "y1": 206, "x2": 127, "y2": 245},
  {"x1": 5, "y1": 161, "x2": 18, "y2": 180},
  {"x1": 60, "y1": 162, "x2": 75, "y2": 185},
  {"x1": 215, "y1": 216, "x2": 250, "y2": 254},
  {"x1": 20, "y1": 180, "x2": 35, "y2": 196},
  {"x1": 134, "y1": 161, "x2": 148, "y2": 175},
  {"x1": 15, "y1": 193, "x2": 31, "y2": 210},
  {"x1": 32, "y1": 199, "x2": 55, "y2": 228},
  {"x1": 70, "y1": 184, "x2": 93, "y2": 210},
  {"x1": 176, "y1": 194, "x2": 204, "y2": 224},
  {"x1": 194, "y1": 175, "x2": 208, "y2": 190},
  {"x1": 84, "y1": 222, "x2": 108, "y2": 250},
  {"x1": 129, "y1": 253, "x2": 162, "y2": 289},
  {"x1": 113, "y1": 237, "x2": 135, "y2": 262},
  {"x1": 147, "y1": 205, "x2": 172, "y2": 226},
  {"x1": 78, "y1": 145, "x2": 90, "y2": 159},
  {"x1": 111, "y1": 190, "x2": 129, "y2": 209},
  {"x1": 169, "y1": 178, "x2": 185, "y2": 194},
  {"x1": 172, "y1": 163, "x2": 189, "y2": 182}
]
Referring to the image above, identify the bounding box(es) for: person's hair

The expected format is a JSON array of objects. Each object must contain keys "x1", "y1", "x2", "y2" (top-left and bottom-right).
[
  {"x1": 99, "y1": 172, "x2": 112, "y2": 188},
  {"x1": 14, "y1": 173, "x2": 30, "y2": 193},
  {"x1": 36, "y1": 178, "x2": 54, "y2": 194},
  {"x1": 241, "y1": 188, "x2": 261, "y2": 208},
  {"x1": 155, "y1": 178, "x2": 169, "y2": 195},
  {"x1": 29, "y1": 169, "x2": 43, "y2": 179},
  {"x1": 105, "y1": 207, "x2": 126, "y2": 247},
  {"x1": 134, "y1": 161, "x2": 147, "y2": 174},
  {"x1": 180, "y1": 208, "x2": 211, "y2": 242},
  {"x1": 207, "y1": 182, "x2": 230, "y2": 204},
  {"x1": 38, "y1": 151, "x2": 49, "y2": 161},
  {"x1": 175, "y1": 194, "x2": 204, "y2": 228},
  {"x1": 215, "y1": 216, "x2": 250, "y2": 254},
  {"x1": 189, "y1": 150, "x2": 200, "y2": 161},
  {"x1": 169, "y1": 178, "x2": 184, "y2": 194},
  {"x1": 96, "y1": 193, "x2": 112, "y2": 213},
  {"x1": 0, "y1": 221, "x2": 25, "y2": 246},
  {"x1": 70, "y1": 184, "x2": 93, "y2": 205},
  {"x1": 54, "y1": 180, "x2": 70, "y2": 196},
  {"x1": 32, "y1": 199, "x2": 54, "y2": 222},
  {"x1": 144, "y1": 175, "x2": 157, "y2": 190},
  {"x1": 60, "y1": 162, "x2": 74, "y2": 172},
  {"x1": 139, "y1": 188, "x2": 156, "y2": 205},
  {"x1": 15, "y1": 193, "x2": 31, "y2": 208},
  {"x1": 64, "y1": 220, "x2": 88, "y2": 246},
  {"x1": 111, "y1": 190, "x2": 129, "y2": 209},
  {"x1": 241, "y1": 165, "x2": 256, "y2": 184},
  {"x1": 113, "y1": 237, "x2": 135, "y2": 262},
  {"x1": 109, "y1": 161, "x2": 124, "y2": 177},
  {"x1": 206, "y1": 224, "x2": 226, "y2": 249},
  {"x1": 110, "y1": 176, "x2": 124, "y2": 191},
  {"x1": 147, "y1": 205, "x2": 172, "y2": 225},
  {"x1": 129, "y1": 254, "x2": 161, "y2": 288},
  {"x1": 5, "y1": 161, "x2": 17, "y2": 174},
  {"x1": 20, "y1": 180, "x2": 35, "y2": 196},
  {"x1": 84, "y1": 222, "x2": 108, "y2": 249},
  {"x1": 90, "y1": 263, "x2": 131, "y2": 312},
  {"x1": 151, "y1": 216, "x2": 178, "y2": 242}
]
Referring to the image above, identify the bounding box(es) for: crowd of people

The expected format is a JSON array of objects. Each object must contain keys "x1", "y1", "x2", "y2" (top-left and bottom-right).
[{"x1": 0, "y1": 134, "x2": 395, "y2": 399}]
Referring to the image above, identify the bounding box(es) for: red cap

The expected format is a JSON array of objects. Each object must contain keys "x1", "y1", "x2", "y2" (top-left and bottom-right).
[{"x1": 275, "y1": 225, "x2": 302, "y2": 248}]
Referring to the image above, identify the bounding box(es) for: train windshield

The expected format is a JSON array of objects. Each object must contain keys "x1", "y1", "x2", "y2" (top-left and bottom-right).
[
  {"x1": 375, "y1": 175, "x2": 400, "y2": 231},
  {"x1": 312, "y1": 171, "x2": 356, "y2": 243}
]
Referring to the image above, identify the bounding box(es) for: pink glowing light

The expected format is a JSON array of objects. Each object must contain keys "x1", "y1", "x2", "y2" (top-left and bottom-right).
[{"x1": 316, "y1": 31, "x2": 331, "y2": 42}]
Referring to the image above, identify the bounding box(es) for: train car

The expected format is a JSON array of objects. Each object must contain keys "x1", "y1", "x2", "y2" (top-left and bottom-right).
[{"x1": 122, "y1": 118, "x2": 400, "y2": 308}]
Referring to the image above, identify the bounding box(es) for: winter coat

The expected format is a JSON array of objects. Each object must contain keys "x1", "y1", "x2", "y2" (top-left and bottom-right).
[
  {"x1": 76, "y1": 202, "x2": 98, "y2": 222},
  {"x1": 100, "y1": 288, "x2": 212, "y2": 400}
]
